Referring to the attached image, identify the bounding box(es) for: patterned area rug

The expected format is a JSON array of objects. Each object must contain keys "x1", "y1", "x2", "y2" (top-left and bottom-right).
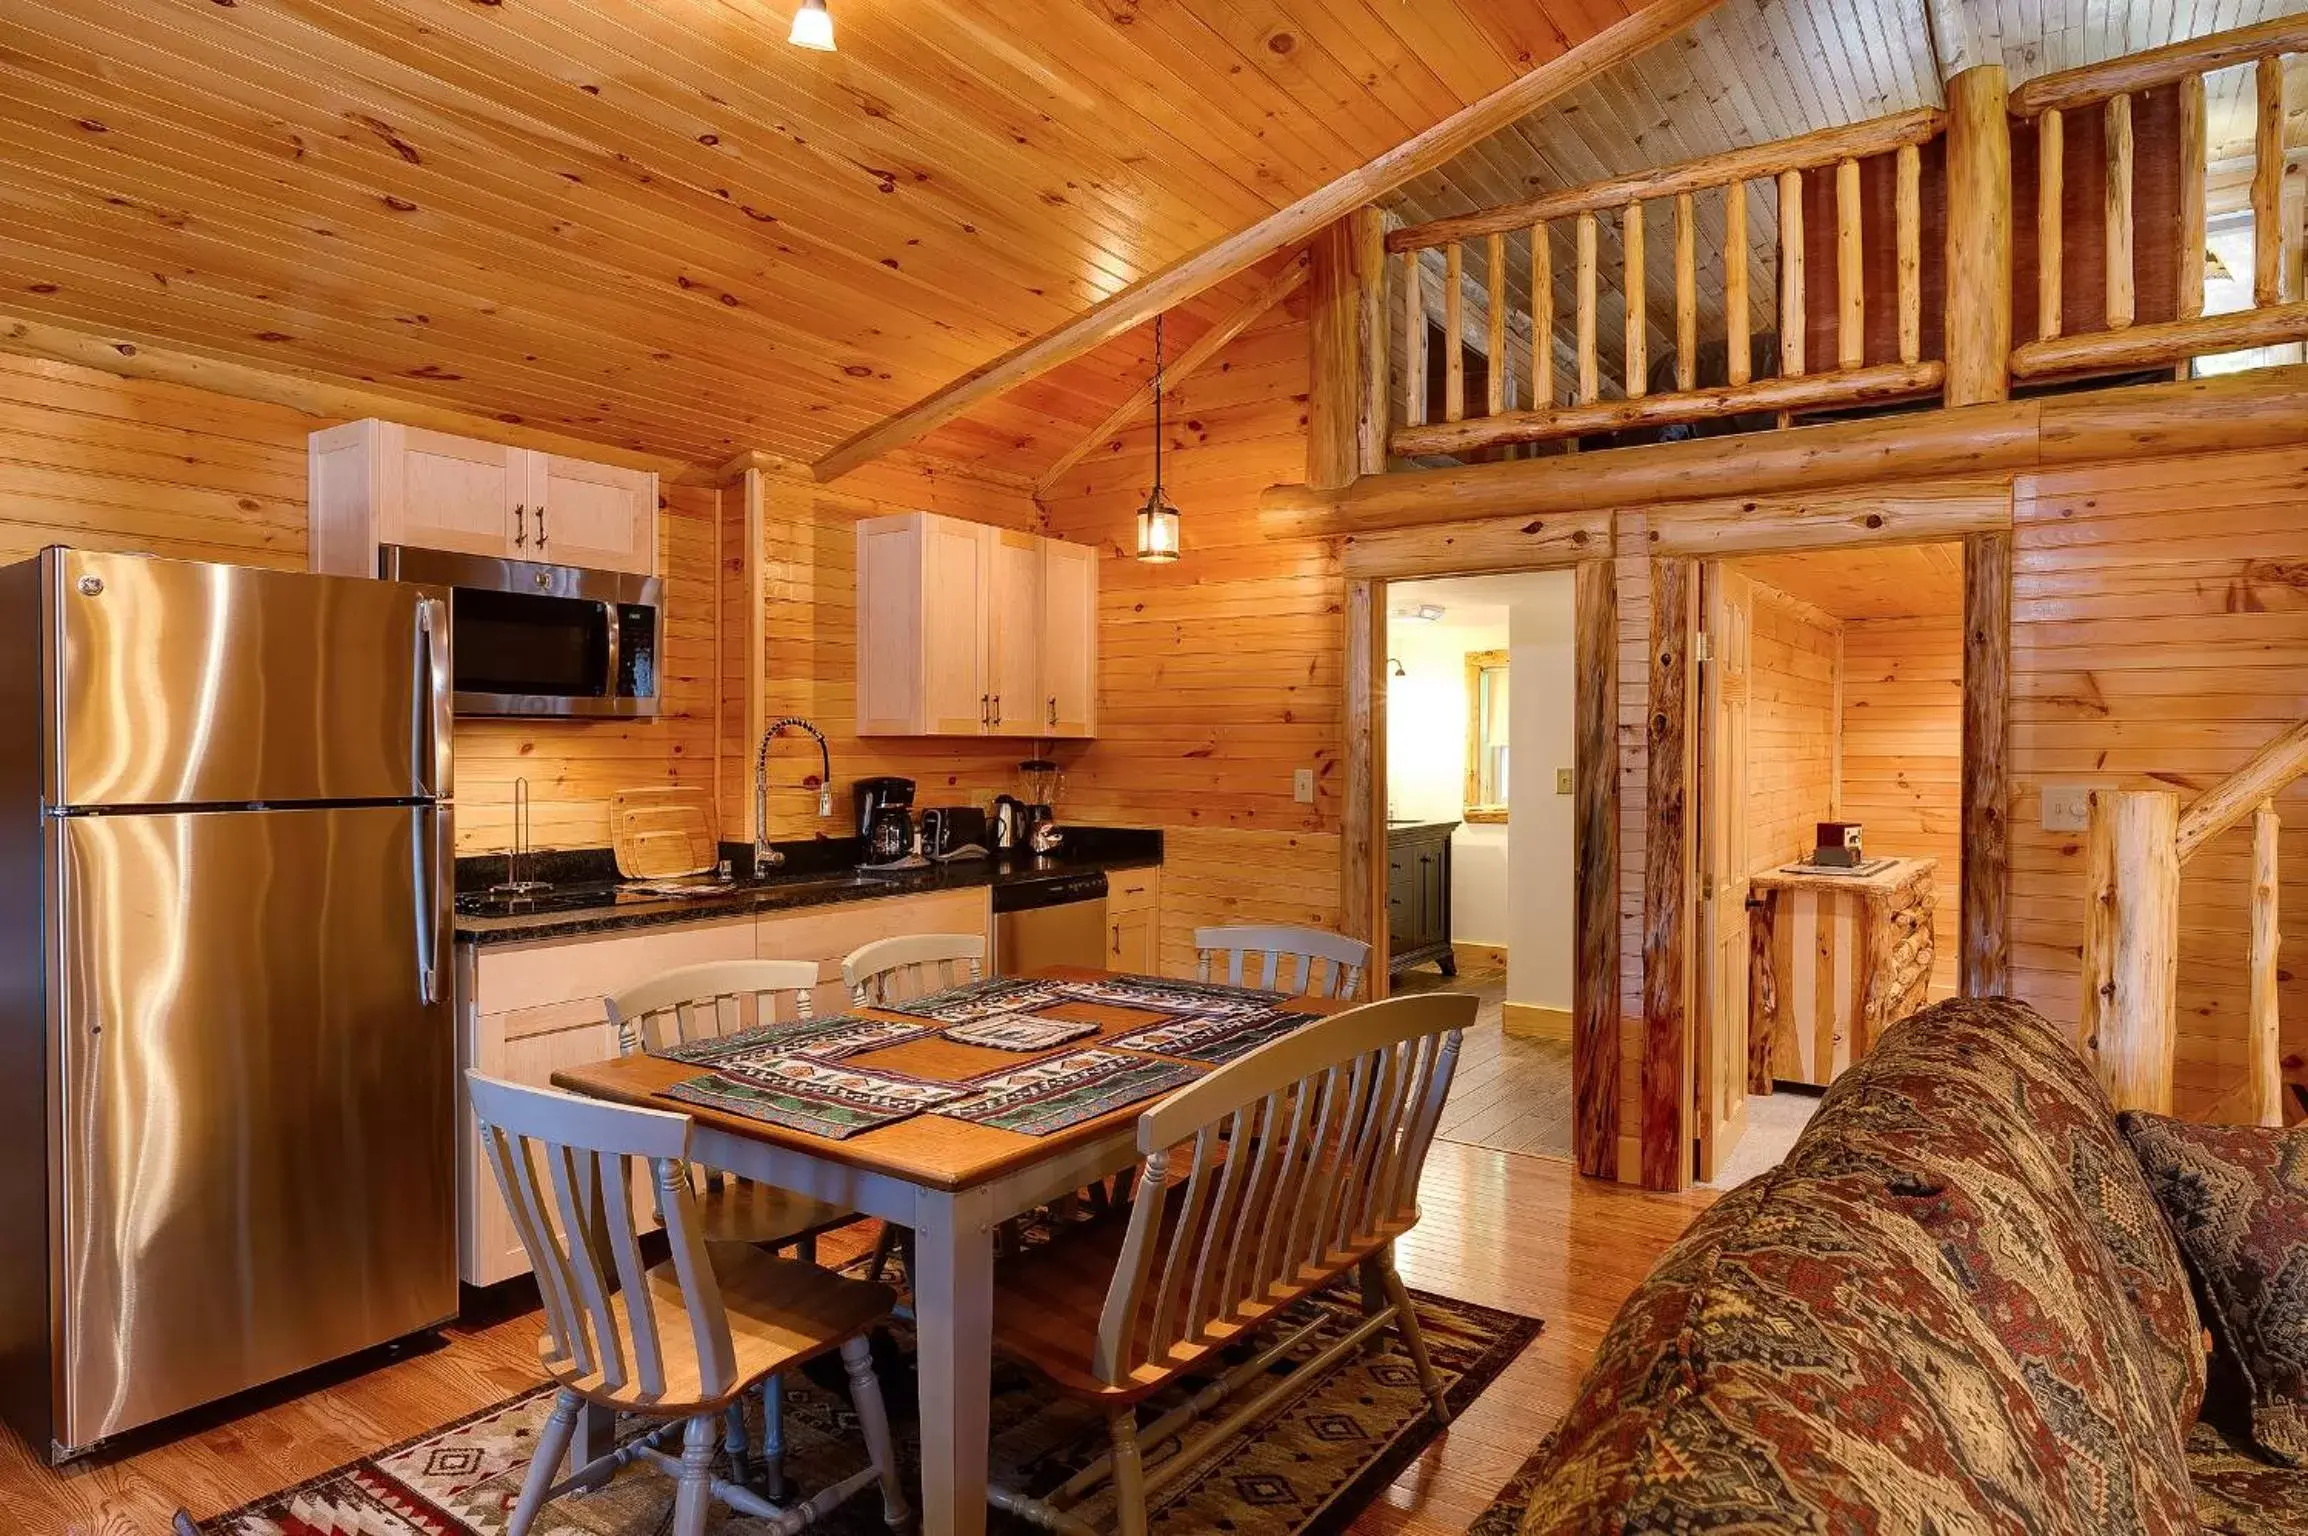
[{"x1": 201, "y1": 1282, "x2": 1539, "y2": 1536}]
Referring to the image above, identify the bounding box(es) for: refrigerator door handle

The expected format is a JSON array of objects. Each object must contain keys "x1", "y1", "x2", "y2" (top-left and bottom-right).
[
  {"x1": 416, "y1": 596, "x2": 452, "y2": 797},
  {"x1": 414, "y1": 805, "x2": 446, "y2": 1005}
]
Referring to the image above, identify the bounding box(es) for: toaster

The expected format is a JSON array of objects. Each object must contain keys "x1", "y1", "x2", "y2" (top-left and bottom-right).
[{"x1": 920, "y1": 805, "x2": 990, "y2": 861}]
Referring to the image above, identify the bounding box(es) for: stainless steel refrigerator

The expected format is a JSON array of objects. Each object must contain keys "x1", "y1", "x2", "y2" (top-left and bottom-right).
[{"x1": 0, "y1": 547, "x2": 458, "y2": 1461}]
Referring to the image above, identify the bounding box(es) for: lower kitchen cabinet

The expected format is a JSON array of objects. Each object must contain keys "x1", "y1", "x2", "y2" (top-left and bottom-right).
[
  {"x1": 456, "y1": 886, "x2": 990, "y2": 1287},
  {"x1": 1104, "y1": 867, "x2": 1162, "y2": 973}
]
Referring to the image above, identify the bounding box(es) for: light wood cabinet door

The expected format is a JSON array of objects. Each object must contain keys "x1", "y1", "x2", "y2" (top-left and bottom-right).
[
  {"x1": 461, "y1": 1000, "x2": 626, "y2": 1286},
  {"x1": 987, "y1": 528, "x2": 1043, "y2": 735},
  {"x1": 1105, "y1": 868, "x2": 1161, "y2": 973},
  {"x1": 923, "y1": 516, "x2": 992, "y2": 735},
  {"x1": 387, "y1": 426, "x2": 525, "y2": 559},
  {"x1": 529, "y1": 454, "x2": 657, "y2": 575},
  {"x1": 1041, "y1": 537, "x2": 1098, "y2": 737}
]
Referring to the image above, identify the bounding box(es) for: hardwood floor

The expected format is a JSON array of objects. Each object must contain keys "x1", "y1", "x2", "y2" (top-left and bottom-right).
[
  {"x1": 1400, "y1": 961, "x2": 1580, "y2": 1162},
  {"x1": 0, "y1": 1142, "x2": 1714, "y2": 1536}
]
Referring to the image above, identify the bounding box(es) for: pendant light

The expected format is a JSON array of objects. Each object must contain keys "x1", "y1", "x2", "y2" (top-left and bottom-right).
[
  {"x1": 789, "y1": 0, "x2": 835, "y2": 51},
  {"x1": 1135, "y1": 314, "x2": 1182, "y2": 563}
]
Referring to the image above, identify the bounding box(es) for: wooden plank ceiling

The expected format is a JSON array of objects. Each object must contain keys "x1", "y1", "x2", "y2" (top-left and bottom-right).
[
  {"x1": 1735, "y1": 541, "x2": 1967, "y2": 620},
  {"x1": 0, "y1": 0, "x2": 1642, "y2": 475}
]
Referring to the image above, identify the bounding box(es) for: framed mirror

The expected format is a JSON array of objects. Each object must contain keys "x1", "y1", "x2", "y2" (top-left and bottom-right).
[{"x1": 1464, "y1": 648, "x2": 1508, "y2": 823}]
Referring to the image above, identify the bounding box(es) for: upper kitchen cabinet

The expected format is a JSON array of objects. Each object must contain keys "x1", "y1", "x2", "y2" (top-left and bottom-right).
[
  {"x1": 307, "y1": 420, "x2": 658, "y2": 578},
  {"x1": 856, "y1": 511, "x2": 1097, "y2": 738}
]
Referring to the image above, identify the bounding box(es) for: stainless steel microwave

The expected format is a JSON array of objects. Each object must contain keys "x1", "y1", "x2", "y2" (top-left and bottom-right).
[{"x1": 378, "y1": 545, "x2": 661, "y2": 718}]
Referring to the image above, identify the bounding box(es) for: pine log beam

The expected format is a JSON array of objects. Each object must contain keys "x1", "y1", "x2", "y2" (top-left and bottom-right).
[
  {"x1": 2013, "y1": 302, "x2": 2308, "y2": 380},
  {"x1": 1962, "y1": 530, "x2": 2012, "y2": 996},
  {"x1": 2175, "y1": 716, "x2": 2308, "y2": 861},
  {"x1": 1642, "y1": 557, "x2": 1695, "y2": 1191},
  {"x1": 2080, "y1": 788, "x2": 2181, "y2": 1114},
  {"x1": 1573, "y1": 559, "x2": 1621, "y2": 1179},
  {"x1": 1261, "y1": 363, "x2": 2308, "y2": 534},
  {"x1": 1339, "y1": 509, "x2": 1611, "y2": 580},
  {"x1": 1309, "y1": 217, "x2": 1384, "y2": 491},
  {"x1": 1389, "y1": 107, "x2": 1945, "y2": 250},
  {"x1": 1388, "y1": 360, "x2": 1944, "y2": 457},
  {"x1": 2010, "y1": 11, "x2": 2308, "y2": 116},
  {"x1": 1943, "y1": 64, "x2": 2013, "y2": 406}
]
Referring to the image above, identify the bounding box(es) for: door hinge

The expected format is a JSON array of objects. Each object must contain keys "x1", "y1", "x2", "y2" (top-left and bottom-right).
[{"x1": 1693, "y1": 631, "x2": 1712, "y2": 663}]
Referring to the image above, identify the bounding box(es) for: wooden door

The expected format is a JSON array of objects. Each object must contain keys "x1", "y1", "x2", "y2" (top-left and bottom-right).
[
  {"x1": 1697, "y1": 566, "x2": 1754, "y2": 1182},
  {"x1": 923, "y1": 516, "x2": 992, "y2": 735},
  {"x1": 986, "y1": 528, "x2": 1044, "y2": 735},
  {"x1": 1105, "y1": 870, "x2": 1162, "y2": 972},
  {"x1": 529, "y1": 454, "x2": 657, "y2": 574},
  {"x1": 385, "y1": 426, "x2": 523, "y2": 559},
  {"x1": 1041, "y1": 537, "x2": 1099, "y2": 737}
]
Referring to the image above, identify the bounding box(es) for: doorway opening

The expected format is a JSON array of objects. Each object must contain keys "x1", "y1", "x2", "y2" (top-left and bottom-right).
[
  {"x1": 1694, "y1": 541, "x2": 1967, "y2": 1187},
  {"x1": 1382, "y1": 570, "x2": 1579, "y2": 1160}
]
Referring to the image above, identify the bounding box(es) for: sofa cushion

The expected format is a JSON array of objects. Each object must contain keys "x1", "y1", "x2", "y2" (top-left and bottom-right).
[
  {"x1": 2190, "y1": 1421, "x2": 2308, "y2": 1535},
  {"x1": 2120, "y1": 1113, "x2": 2308, "y2": 1465},
  {"x1": 1518, "y1": 998, "x2": 2204, "y2": 1536}
]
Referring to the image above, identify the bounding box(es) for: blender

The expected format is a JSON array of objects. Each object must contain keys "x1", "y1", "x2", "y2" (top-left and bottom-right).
[{"x1": 1018, "y1": 758, "x2": 1066, "y2": 853}]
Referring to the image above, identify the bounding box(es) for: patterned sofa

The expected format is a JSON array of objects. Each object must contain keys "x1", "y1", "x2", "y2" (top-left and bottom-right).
[{"x1": 1514, "y1": 997, "x2": 2305, "y2": 1535}]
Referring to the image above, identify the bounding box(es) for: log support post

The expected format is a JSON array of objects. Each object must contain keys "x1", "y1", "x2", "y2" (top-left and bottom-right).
[
  {"x1": 2251, "y1": 801, "x2": 2283, "y2": 1127},
  {"x1": 1573, "y1": 558, "x2": 1621, "y2": 1179},
  {"x1": 2080, "y1": 788, "x2": 2181, "y2": 1114},
  {"x1": 1962, "y1": 529, "x2": 2012, "y2": 995},
  {"x1": 1309, "y1": 208, "x2": 1388, "y2": 490},
  {"x1": 1943, "y1": 64, "x2": 2013, "y2": 406}
]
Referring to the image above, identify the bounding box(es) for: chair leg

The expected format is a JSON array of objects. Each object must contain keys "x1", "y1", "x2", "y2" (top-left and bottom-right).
[
  {"x1": 842, "y1": 1333, "x2": 913, "y2": 1531},
  {"x1": 761, "y1": 1371, "x2": 788, "y2": 1502},
  {"x1": 1109, "y1": 1407, "x2": 1149, "y2": 1536},
  {"x1": 722, "y1": 1400, "x2": 753, "y2": 1490},
  {"x1": 1356, "y1": 1256, "x2": 1390, "y2": 1356},
  {"x1": 1374, "y1": 1250, "x2": 1451, "y2": 1426},
  {"x1": 506, "y1": 1388, "x2": 582, "y2": 1536},
  {"x1": 673, "y1": 1412, "x2": 718, "y2": 1536},
  {"x1": 796, "y1": 1231, "x2": 819, "y2": 1265},
  {"x1": 867, "y1": 1222, "x2": 900, "y2": 1283}
]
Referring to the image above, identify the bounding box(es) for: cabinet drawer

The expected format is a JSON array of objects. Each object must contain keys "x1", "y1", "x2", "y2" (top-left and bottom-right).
[{"x1": 473, "y1": 915, "x2": 755, "y2": 1016}]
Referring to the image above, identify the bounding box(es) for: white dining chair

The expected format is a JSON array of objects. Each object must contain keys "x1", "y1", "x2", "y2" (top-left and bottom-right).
[
  {"x1": 842, "y1": 932, "x2": 986, "y2": 1008},
  {"x1": 466, "y1": 1071, "x2": 909, "y2": 1536},
  {"x1": 1193, "y1": 923, "x2": 1371, "y2": 999},
  {"x1": 607, "y1": 960, "x2": 863, "y2": 1497},
  {"x1": 981, "y1": 991, "x2": 1475, "y2": 1535}
]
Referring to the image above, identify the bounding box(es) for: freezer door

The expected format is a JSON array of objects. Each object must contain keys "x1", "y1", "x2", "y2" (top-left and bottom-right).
[
  {"x1": 52, "y1": 804, "x2": 455, "y2": 1450},
  {"x1": 48, "y1": 549, "x2": 451, "y2": 808}
]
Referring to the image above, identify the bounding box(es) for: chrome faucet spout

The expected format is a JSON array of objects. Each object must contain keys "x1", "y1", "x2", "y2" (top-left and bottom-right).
[{"x1": 754, "y1": 716, "x2": 833, "y2": 872}]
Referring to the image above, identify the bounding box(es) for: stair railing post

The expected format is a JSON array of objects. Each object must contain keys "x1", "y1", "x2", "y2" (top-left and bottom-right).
[{"x1": 2080, "y1": 788, "x2": 2181, "y2": 1114}]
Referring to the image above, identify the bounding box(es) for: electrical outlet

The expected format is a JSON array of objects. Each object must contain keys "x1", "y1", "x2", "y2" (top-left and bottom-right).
[
  {"x1": 1556, "y1": 767, "x2": 1574, "y2": 795},
  {"x1": 1293, "y1": 768, "x2": 1316, "y2": 804},
  {"x1": 2041, "y1": 783, "x2": 2095, "y2": 833}
]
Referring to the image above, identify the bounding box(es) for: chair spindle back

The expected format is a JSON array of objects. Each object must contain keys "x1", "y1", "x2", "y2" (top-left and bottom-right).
[
  {"x1": 467, "y1": 1071, "x2": 739, "y2": 1402},
  {"x1": 607, "y1": 959, "x2": 822, "y2": 1056},
  {"x1": 843, "y1": 933, "x2": 986, "y2": 1008},
  {"x1": 1193, "y1": 924, "x2": 1371, "y2": 1000},
  {"x1": 1092, "y1": 992, "x2": 1474, "y2": 1386}
]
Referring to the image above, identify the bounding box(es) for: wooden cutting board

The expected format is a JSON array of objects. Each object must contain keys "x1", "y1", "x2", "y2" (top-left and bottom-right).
[{"x1": 610, "y1": 787, "x2": 719, "y2": 879}]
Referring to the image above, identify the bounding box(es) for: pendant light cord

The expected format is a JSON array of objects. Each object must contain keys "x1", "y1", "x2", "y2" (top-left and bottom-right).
[{"x1": 1150, "y1": 314, "x2": 1165, "y2": 493}]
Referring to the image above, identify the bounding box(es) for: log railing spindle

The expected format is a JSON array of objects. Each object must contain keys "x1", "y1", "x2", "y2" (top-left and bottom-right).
[
  {"x1": 1400, "y1": 250, "x2": 1427, "y2": 429},
  {"x1": 1778, "y1": 169, "x2": 1805, "y2": 378},
  {"x1": 2256, "y1": 55, "x2": 2286, "y2": 306},
  {"x1": 1443, "y1": 242, "x2": 1465, "y2": 422},
  {"x1": 1836, "y1": 157, "x2": 1863, "y2": 370},
  {"x1": 1896, "y1": 144, "x2": 1921, "y2": 364},
  {"x1": 1674, "y1": 192, "x2": 1697, "y2": 391},
  {"x1": 1576, "y1": 211, "x2": 1599, "y2": 405},
  {"x1": 1625, "y1": 201, "x2": 1648, "y2": 398},
  {"x1": 2106, "y1": 93, "x2": 2134, "y2": 330},
  {"x1": 1485, "y1": 232, "x2": 1508, "y2": 416},
  {"x1": 1531, "y1": 222, "x2": 1554, "y2": 411},
  {"x1": 1726, "y1": 180, "x2": 1750, "y2": 385},
  {"x1": 2037, "y1": 108, "x2": 2064, "y2": 341},
  {"x1": 2178, "y1": 74, "x2": 2206, "y2": 322}
]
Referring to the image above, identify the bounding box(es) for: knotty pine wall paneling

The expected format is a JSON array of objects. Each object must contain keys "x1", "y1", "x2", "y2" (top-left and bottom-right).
[
  {"x1": 2008, "y1": 444, "x2": 2308, "y2": 1120},
  {"x1": 1742, "y1": 582, "x2": 1842, "y2": 867},
  {"x1": 0, "y1": 349, "x2": 718, "y2": 853},
  {"x1": 1036, "y1": 303, "x2": 1346, "y2": 975},
  {"x1": 1841, "y1": 614, "x2": 1964, "y2": 998}
]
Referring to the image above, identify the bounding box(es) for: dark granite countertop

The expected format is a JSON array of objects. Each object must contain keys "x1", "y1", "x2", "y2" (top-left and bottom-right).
[{"x1": 452, "y1": 826, "x2": 1161, "y2": 946}]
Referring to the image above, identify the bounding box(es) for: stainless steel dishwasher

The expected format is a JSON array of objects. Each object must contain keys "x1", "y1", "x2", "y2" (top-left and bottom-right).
[{"x1": 992, "y1": 870, "x2": 1110, "y2": 975}]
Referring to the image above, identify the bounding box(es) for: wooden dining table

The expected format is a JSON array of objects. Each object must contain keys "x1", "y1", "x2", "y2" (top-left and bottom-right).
[{"x1": 551, "y1": 964, "x2": 1347, "y2": 1536}]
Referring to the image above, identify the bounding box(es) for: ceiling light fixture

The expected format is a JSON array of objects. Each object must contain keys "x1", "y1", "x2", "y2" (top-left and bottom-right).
[
  {"x1": 1135, "y1": 314, "x2": 1182, "y2": 563},
  {"x1": 789, "y1": 0, "x2": 835, "y2": 51},
  {"x1": 1394, "y1": 602, "x2": 1446, "y2": 623}
]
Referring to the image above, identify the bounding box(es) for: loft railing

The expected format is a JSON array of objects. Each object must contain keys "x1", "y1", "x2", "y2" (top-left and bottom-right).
[
  {"x1": 1368, "y1": 12, "x2": 2308, "y2": 464},
  {"x1": 2009, "y1": 13, "x2": 2308, "y2": 380},
  {"x1": 1385, "y1": 109, "x2": 1945, "y2": 458},
  {"x1": 2081, "y1": 717, "x2": 2307, "y2": 1127}
]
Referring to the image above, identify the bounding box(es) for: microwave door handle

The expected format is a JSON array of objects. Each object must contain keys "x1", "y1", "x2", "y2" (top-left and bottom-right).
[
  {"x1": 413, "y1": 805, "x2": 446, "y2": 1005},
  {"x1": 416, "y1": 596, "x2": 452, "y2": 796},
  {"x1": 601, "y1": 599, "x2": 622, "y2": 700}
]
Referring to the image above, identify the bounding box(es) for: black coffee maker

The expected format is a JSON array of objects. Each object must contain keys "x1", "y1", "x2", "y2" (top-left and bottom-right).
[{"x1": 854, "y1": 776, "x2": 917, "y2": 863}]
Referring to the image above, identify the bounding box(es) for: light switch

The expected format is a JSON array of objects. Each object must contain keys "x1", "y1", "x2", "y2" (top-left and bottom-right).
[
  {"x1": 1293, "y1": 768, "x2": 1316, "y2": 803},
  {"x1": 1557, "y1": 767, "x2": 1573, "y2": 795},
  {"x1": 2041, "y1": 783, "x2": 2094, "y2": 833}
]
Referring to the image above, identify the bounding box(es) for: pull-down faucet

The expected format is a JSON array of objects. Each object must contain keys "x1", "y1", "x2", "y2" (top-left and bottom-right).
[{"x1": 754, "y1": 717, "x2": 833, "y2": 871}]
